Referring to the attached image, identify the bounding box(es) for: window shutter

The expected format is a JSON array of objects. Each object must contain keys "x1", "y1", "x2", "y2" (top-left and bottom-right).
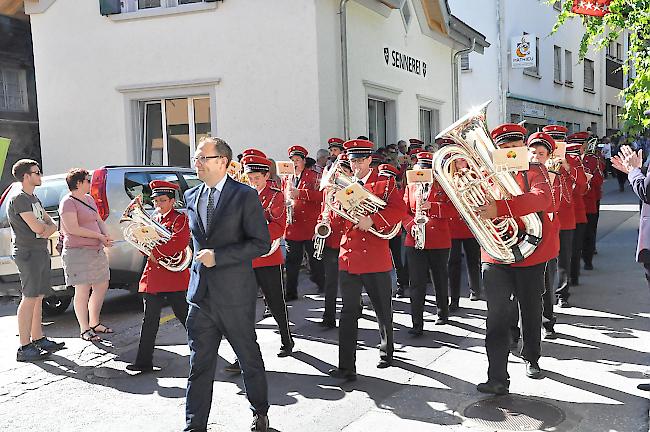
[
  {"x1": 99, "y1": 0, "x2": 121, "y2": 15},
  {"x1": 460, "y1": 53, "x2": 470, "y2": 71}
]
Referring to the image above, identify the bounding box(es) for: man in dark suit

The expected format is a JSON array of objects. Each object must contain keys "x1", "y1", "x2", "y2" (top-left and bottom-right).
[{"x1": 183, "y1": 137, "x2": 271, "y2": 432}]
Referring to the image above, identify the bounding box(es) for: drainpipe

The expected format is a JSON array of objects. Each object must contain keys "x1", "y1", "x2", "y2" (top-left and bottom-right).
[
  {"x1": 496, "y1": 0, "x2": 506, "y2": 123},
  {"x1": 339, "y1": 0, "x2": 350, "y2": 139},
  {"x1": 452, "y1": 38, "x2": 476, "y2": 121}
]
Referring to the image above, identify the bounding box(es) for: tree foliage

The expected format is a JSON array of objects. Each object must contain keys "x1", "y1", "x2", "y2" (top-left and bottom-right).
[{"x1": 551, "y1": 0, "x2": 650, "y2": 136}]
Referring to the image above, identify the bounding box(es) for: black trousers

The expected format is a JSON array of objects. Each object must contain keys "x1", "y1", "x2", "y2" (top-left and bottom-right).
[
  {"x1": 570, "y1": 222, "x2": 587, "y2": 284},
  {"x1": 389, "y1": 233, "x2": 409, "y2": 288},
  {"x1": 338, "y1": 270, "x2": 393, "y2": 371},
  {"x1": 582, "y1": 209, "x2": 599, "y2": 266},
  {"x1": 254, "y1": 265, "x2": 293, "y2": 348},
  {"x1": 542, "y1": 258, "x2": 557, "y2": 332},
  {"x1": 185, "y1": 301, "x2": 268, "y2": 431},
  {"x1": 322, "y1": 246, "x2": 340, "y2": 323},
  {"x1": 644, "y1": 263, "x2": 650, "y2": 290},
  {"x1": 448, "y1": 238, "x2": 481, "y2": 301},
  {"x1": 135, "y1": 291, "x2": 188, "y2": 367},
  {"x1": 406, "y1": 247, "x2": 450, "y2": 329},
  {"x1": 483, "y1": 262, "x2": 545, "y2": 385},
  {"x1": 556, "y1": 229, "x2": 574, "y2": 300},
  {"x1": 285, "y1": 239, "x2": 325, "y2": 297}
]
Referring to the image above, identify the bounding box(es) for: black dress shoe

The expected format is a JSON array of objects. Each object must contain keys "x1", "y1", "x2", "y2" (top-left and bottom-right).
[
  {"x1": 637, "y1": 383, "x2": 650, "y2": 391},
  {"x1": 251, "y1": 414, "x2": 269, "y2": 432},
  {"x1": 328, "y1": 368, "x2": 357, "y2": 381},
  {"x1": 126, "y1": 363, "x2": 154, "y2": 372},
  {"x1": 477, "y1": 381, "x2": 509, "y2": 395},
  {"x1": 525, "y1": 361, "x2": 543, "y2": 379},
  {"x1": 224, "y1": 359, "x2": 241, "y2": 373},
  {"x1": 262, "y1": 306, "x2": 272, "y2": 318},
  {"x1": 584, "y1": 263, "x2": 594, "y2": 270},
  {"x1": 277, "y1": 343, "x2": 294, "y2": 357},
  {"x1": 319, "y1": 319, "x2": 336, "y2": 329},
  {"x1": 543, "y1": 329, "x2": 558, "y2": 340},
  {"x1": 408, "y1": 328, "x2": 423, "y2": 336},
  {"x1": 558, "y1": 298, "x2": 571, "y2": 308},
  {"x1": 435, "y1": 316, "x2": 448, "y2": 325},
  {"x1": 377, "y1": 359, "x2": 392, "y2": 369},
  {"x1": 469, "y1": 292, "x2": 481, "y2": 301},
  {"x1": 448, "y1": 301, "x2": 460, "y2": 313}
]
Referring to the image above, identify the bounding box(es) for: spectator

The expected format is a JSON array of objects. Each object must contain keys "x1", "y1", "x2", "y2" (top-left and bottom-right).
[
  {"x1": 314, "y1": 149, "x2": 329, "y2": 174},
  {"x1": 267, "y1": 158, "x2": 281, "y2": 188},
  {"x1": 397, "y1": 140, "x2": 408, "y2": 156},
  {"x1": 601, "y1": 137, "x2": 612, "y2": 178},
  {"x1": 59, "y1": 168, "x2": 114, "y2": 342},
  {"x1": 9, "y1": 159, "x2": 65, "y2": 361}
]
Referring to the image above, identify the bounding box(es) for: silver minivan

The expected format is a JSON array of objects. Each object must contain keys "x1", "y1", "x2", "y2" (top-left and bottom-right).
[{"x1": 0, "y1": 165, "x2": 200, "y2": 315}]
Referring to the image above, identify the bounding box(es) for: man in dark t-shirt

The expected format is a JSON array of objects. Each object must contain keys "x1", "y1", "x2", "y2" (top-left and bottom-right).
[{"x1": 8, "y1": 159, "x2": 65, "y2": 362}]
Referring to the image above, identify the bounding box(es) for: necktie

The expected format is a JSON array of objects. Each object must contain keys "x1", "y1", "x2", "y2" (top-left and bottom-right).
[{"x1": 206, "y1": 187, "x2": 216, "y2": 229}]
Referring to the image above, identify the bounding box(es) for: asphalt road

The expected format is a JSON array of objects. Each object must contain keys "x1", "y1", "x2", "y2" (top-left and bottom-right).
[{"x1": 0, "y1": 177, "x2": 648, "y2": 432}]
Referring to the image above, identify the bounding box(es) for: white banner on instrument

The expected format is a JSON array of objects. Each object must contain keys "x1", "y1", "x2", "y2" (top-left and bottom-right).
[{"x1": 492, "y1": 147, "x2": 530, "y2": 172}]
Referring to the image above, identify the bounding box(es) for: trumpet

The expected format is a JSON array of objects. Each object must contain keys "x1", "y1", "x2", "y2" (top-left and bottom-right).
[{"x1": 412, "y1": 182, "x2": 431, "y2": 250}]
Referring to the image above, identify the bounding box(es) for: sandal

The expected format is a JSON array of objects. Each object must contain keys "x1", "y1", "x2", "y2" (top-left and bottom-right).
[
  {"x1": 80, "y1": 329, "x2": 101, "y2": 342},
  {"x1": 90, "y1": 323, "x2": 114, "y2": 334}
]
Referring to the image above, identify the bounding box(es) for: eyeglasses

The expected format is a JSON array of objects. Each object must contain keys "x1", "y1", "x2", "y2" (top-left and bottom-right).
[
  {"x1": 84, "y1": 176, "x2": 92, "y2": 182},
  {"x1": 29, "y1": 170, "x2": 42, "y2": 176},
  {"x1": 191, "y1": 155, "x2": 224, "y2": 165}
]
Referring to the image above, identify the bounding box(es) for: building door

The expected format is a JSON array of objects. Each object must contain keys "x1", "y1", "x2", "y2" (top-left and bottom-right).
[{"x1": 141, "y1": 96, "x2": 211, "y2": 167}]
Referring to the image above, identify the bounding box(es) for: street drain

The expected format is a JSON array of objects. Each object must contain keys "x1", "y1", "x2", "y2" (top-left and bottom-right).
[{"x1": 463, "y1": 395, "x2": 565, "y2": 431}]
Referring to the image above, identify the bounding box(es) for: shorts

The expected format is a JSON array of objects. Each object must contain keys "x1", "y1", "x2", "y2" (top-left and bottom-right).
[
  {"x1": 62, "y1": 247, "x2": 110, "y2": 286},
  {"x1": 13, "y1": 249, "x2": 52, "y2": 298}
]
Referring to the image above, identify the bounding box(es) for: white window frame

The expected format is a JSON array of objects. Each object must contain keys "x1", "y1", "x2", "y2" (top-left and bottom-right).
[
  {"x1": 565, "y1": 50, "x2": 573, "y2": 86},
  {"x1": 417, "y1": 94, "x2": 444, "y2": 147},
  {"x1": 0, "y1": 68, "x2": 28, "y2": 113},
  {"x1": 363, "y1": 80, "x2": 401, "y2": 148},
  {"x1": 400, "y1": 0, "x2": 412, "y2": 30},
  {"x1": 523, "y1": 35, "x2": 541, "y2": 78},
  {"x1": 584, "y1": 58, "x2": 595, "y2": 92},
  {"x1": 553, "y1": 45, "x2": 562, "y2": 83},
  {"x1": 121, "y1": 0, "x2": 206, "y2": 12}
]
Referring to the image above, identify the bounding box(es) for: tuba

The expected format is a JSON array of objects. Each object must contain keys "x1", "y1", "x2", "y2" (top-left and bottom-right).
[
  {"x1": 432, "y1": 101, "x2": 543, "y2": 264},
  {"x1": 120, "y1": 196, "x2": 192, "y2": 272},
  {"x1": 319, "y1": 160, "x2": 401, "y2": 240}
]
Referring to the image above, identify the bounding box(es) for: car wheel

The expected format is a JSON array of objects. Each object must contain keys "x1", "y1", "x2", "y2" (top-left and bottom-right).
[{"x1": 42, "y1": 295, "x2": 72, "y2": 316}]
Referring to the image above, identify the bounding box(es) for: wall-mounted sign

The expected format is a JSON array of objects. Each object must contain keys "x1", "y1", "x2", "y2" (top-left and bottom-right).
[
  {"x1": 572, "y1": 0, "x2": 610, "y2": 17},
  {"x1": 522, "y1": 102, "x2": 546, "y2": 119},
  {"x1": 383, "y1": 47, "x2": 427, "y2": 78},
  {"x1": 511, "y1": 34, "x2": 536, "y2": 69}
]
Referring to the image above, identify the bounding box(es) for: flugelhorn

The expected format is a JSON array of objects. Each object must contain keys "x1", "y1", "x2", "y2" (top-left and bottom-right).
[
  {"x1": 432, "y1": 101, "x2": 543, "y2": 264},
  {"x1": 120, "y1": 196, "x2": 192, "y2": 272}
]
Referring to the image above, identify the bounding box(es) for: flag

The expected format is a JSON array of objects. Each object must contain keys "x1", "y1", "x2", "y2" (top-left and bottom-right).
[
  {"x1": 572, "y1": 0, "x2": 611, "y2": 17},
  {"x1": 0, "y1": 137, "x2": 10, "y2": 179}
]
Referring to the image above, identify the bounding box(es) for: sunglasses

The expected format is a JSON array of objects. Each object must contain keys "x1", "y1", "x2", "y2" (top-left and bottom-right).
[{"x1": 29, "y1": 170, "x2": 42, "y2": 176}]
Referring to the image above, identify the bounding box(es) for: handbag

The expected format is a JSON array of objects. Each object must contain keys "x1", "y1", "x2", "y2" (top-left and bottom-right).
[{"x1": 56, "y1": 195, "x2": 98, "y2": 254}]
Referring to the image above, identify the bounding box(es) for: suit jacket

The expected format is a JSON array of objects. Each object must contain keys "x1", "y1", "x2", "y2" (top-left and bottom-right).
[
  {"x1": 184, "y1": 176, "x2": 271, "y2": 306},
  {"x1": 628, "y1": 168, "x2": 650, "y2": 263}
]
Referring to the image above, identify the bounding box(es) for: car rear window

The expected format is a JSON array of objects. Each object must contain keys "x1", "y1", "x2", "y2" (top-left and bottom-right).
[
  {"x1": 124, "y1": 172, "x2": 184, "y2": 208},
  {"x1": 0, "y1": 179, "x2": 69, "y2": 228}
]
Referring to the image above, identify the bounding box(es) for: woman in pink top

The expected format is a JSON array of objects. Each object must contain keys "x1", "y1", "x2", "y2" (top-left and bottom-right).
[{"x1": 59, "y1": 169, "x2": 113, "y2": 341}]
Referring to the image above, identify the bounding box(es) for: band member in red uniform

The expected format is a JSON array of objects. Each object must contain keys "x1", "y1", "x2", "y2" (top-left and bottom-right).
[
  {"x1": 328, "y1": 139, "x2": 406, "y2": 380},
  {"x1": 567, "y1": 132, "x2": 591, "y2": 293},
  {"x1": 438, "y1": 137, "x2": 482, "y2": 309},
  {"x1": 527, "y1": 132, "x2": 562, "y2": 340},
  {"x1": 127, "y1": 180, "x2": 190, "y2": 372},
  {"x1": 403, "y1": 152, "x2": 455, "y2": 335},
  {"x1": 283, "y1": 145, "x2": 325, "y2": 300},
  {"x1": 542, "y1": 126, "x2": 587, "y2": 308},
  {"x1": 476, "y1": 124, "x2": 555, "y2": 395},
  {"x1": 317, "y1": 154, "x2": 351, "y2": 329},
  {"x1": 379, "y1": 164, "x2": 410, "y2": 298},
  {"x1": 582, "y1": 145, "x2": 604, "y2": 270}
]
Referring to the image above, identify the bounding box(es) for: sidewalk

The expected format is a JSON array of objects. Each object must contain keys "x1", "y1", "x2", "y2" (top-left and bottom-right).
[{"x1": 0, "y1": 176, "x2": 648, "y2": 432}]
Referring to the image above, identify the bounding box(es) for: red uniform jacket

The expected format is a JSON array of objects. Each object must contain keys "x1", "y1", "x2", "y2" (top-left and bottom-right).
[
  {"x1": 571, "y1": 156, "x2": 589, "y2": 225},
  {"x1": 336, "y1": 170, "x2": 407, "y2": 274},
  {"x1": 583, "y1": 154, "x2": 604, "y2": 214},
  {"x1": 402, "y1": 182, "x2": 454, "y2": 249},
  {"x1": 283, "y1": 168, "x2": 322, "y2": 241},
  {"x1": 482, "y1": 164, "x2": 555, "y2": 267},
  {"x1": 139, "y1": 209, "x2": 190, "y2": 294},
  {"x1": 547, "y1": 169, "x2": 563, "y2": 257},
  {"x1": 317, "y1": 189, "x2": 347, "y2": 250},
  {"x1": 253, "y1": 185, "x2": 286, "y2": 268}
]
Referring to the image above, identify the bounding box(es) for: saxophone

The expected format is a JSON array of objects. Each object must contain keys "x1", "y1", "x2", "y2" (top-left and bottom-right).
[
  {"x1": 313, "y1": 187, "x2": 334, "y2": 260},
  {"x1": 432, "y1": 101, "x2": 543, "y2": 264},
  {"x1": 412, "y1": 182, "x2": 431, "y2": 250}
]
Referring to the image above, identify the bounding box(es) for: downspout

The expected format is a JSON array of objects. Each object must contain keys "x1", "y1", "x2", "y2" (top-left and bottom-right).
[
  {"x1": 339, "y1": 0, "x2": 351, "y2": 139},
  {"x1": 496, "y1": 0, "x2": 506, "y2": 122},
  {"x1": 452, "y1": 38, "x2": 476, "y2": 121}
]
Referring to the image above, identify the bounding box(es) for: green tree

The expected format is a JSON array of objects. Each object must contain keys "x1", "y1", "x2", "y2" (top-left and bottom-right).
[{"x1": 552, "y1": 0, "x2": 650, "y2": 136}]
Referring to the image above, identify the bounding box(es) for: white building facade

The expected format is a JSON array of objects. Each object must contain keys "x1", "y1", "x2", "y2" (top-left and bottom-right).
[
  {"x1": 450, "y1": 0, "x2": 606, "y2": 136},
  {"x1": 24, "y1": 0, "x2": 487, "y2": 173}
]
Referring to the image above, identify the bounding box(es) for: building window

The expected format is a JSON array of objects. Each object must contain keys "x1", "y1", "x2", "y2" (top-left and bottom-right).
[
  {"x1": 590, "y1": 122, "x2": 598, "y2": 136},
  {"x1": 460, "y1": 53, "x2": 470, "y2": 71},
  {"x1": 524, "y1": 36, "x2": 541, "y2": 76},
  {"x1": 0, "y1": 68, "x2": 28, "y2": 112},
  {"x1": 419, "y1": 108, "x2": 440, "y2": 146},
  {"x1": 122, "y1": 0, "x2": 205, "y2": 12},
  {"x1": 141, "y1": 96, "x2": 211, "y2": 167},
  {"x1": 510, "y1": 114, "x2": 521, "y2": 124},
  {"x1": 616, "y1": 43, "x2": 623, "y2": 61},
  {"x1": 565, "y1": 50, "x2": 573, "y2": 85},
  {"x1": 554, "y1": 45, "x2": 562, "y2": 82},
  {"x1": 368, "y1": 98, "x2": 387, "y2": 149},
  {"x1": 400, "y1": 0, "x2": 412, "y2": 28},
  {"x1": 584, "y1": 58, "x2": 595, "y2": 91}
]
